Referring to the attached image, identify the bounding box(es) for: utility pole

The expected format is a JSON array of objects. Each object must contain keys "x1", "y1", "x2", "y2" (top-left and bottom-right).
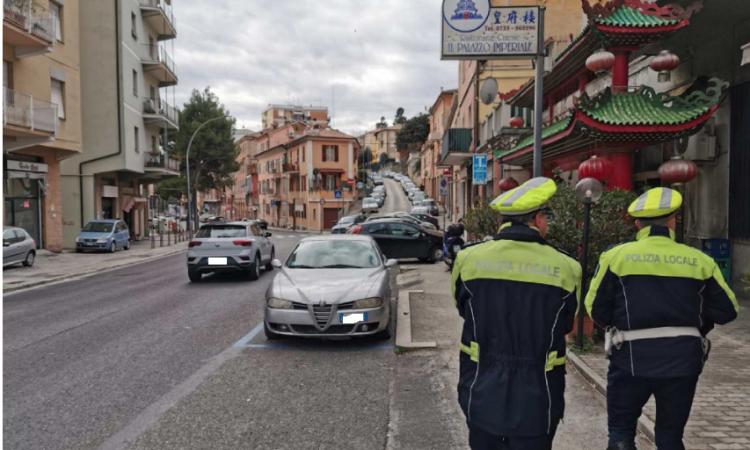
[
  {"x1": 532, "y1": 7, "x2": 546, "y2": 177},
  {"x1": 185, "y1": 116, "x2": 225, "y2": 232}
]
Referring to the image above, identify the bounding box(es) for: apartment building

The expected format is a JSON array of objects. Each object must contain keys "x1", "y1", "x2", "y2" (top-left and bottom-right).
[
  {"x1": 261, "y1": 104, "x2": 328, "y2": 130},
  {"x1": 421, "y1": 89, "x2": 456, "y2": 200},
  {"x1": 60, "y1": 0, "x2": 179, "y2": 246},
  {"x1": 3, "y1": 0, "x2": 81, "y2": 251},
  {"x1": 256, "y1": 127, "x2": 359, "y2": 231},
  {"x1": 374, "y1": 125, "x2": 402, "y2": 163},
  {"x1": 228, "y1": 131, "x2": 260, "y2": 220}
]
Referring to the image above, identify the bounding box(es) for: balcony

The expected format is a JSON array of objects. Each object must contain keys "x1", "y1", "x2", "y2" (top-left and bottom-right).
[
  {"x1": 283, "y1": 162, "x2": 299, "y2": 172},
  {"x1": 440, "y1": 128, "x2": 473, "y2": 166},
  {"x1": 144, "y1": 153, "x2": 180, "y2": 177},
  {"x1": 139, "y1": 0, "x2": 176, "y2": 41},
  {"x1": 142, "y1": 44, "x2": 178, "y2": 87},
  {"x1": 3, "y1": 0, "x2": 55, "y2": 57},
  {"x1": 3, "y1": 87, "x2": 57, "y2": 151},
  {"x1": 142, "y1": 97, "x2": 179, "y2": 130}
]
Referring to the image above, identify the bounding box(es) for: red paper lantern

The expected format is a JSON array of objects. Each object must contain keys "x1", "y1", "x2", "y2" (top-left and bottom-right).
[
  {"x1": 658, "y1": 158, "x2": 697, "y2": 185},
  {"x1": 509, "y1": 116, "x2": 524, "y2": 128},
  {"x1": 650, "y1": 50, "x2": 680, "y2": 82},
  {"x1": 498, "y1": 177, "x2": 519, "y2": 192},
  {"x1": 585, "y1": 50, "x2": 615, "y2": 74},
  {"x1": 578, "y1": 155, "x2": 613, "y2": 182}
]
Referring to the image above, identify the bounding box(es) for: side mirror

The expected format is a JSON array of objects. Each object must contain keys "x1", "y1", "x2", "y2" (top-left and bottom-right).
[
  {"x1": 385, "y1": 259, "x2": 398, "y2": 268},
  {"x1": 271, "y1": 259, "x2": 283, "y2": 268},
  {"x1": 264, "y1": 231, "x2": 272, "y2": 237}
]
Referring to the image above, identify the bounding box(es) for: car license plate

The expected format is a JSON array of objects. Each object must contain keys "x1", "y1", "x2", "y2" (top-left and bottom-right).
[
  {"x1": 340, "y1": 312, "x2": 367, "y2": 324},
  {"x1": 208, "y1": 257, "x2": 227, "y2": 266}
]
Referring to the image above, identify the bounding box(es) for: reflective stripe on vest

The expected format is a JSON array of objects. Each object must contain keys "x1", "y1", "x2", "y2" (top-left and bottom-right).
[
  {"x1": 459, "y1": 341, "x2": 480, "y2": 362},
  {"x1": 545, "y1": 351, "x2": 566, "y2": 372}
]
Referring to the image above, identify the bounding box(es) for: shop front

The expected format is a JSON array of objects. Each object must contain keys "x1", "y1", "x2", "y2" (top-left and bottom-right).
[{"x1": 4, "y1": 159, "x2": 47, "y2": 248}]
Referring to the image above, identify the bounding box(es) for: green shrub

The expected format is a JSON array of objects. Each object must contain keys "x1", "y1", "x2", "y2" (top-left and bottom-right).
[{"x1": 463, "y1": 201, "x2": 502, "y2": 239}]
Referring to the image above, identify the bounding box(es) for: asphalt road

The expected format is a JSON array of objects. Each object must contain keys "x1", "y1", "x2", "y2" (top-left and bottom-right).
[
  {"x1": 3, "y1": 230, "x2": 395, "y2": 450},
  {"x1": 381, "y1": 178, "x2": 411, "y2": 214}
]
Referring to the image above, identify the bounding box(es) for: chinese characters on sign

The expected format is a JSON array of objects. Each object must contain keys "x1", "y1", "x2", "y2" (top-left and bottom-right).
[{"x1": 442, "y1": 0, "x2": 540, "y2": 60}]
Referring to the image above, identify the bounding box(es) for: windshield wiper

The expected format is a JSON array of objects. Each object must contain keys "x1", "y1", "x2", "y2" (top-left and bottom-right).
[{"x1": 319, "y1": 264, "x2": 366, "y2": 269}]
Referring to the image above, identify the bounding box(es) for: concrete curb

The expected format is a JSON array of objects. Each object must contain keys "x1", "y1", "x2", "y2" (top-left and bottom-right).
[
  {"x1": 568, "y1": 351, "x2": 657, "y2": 443},
  {"x1": 396, "y1": 273, "x2": 422, "y2": 289},
  {"x1": 3, "y1": 246, "x2": 187, "y2": 294},
  {"x1": 395, "y1": 290, "x2": 437, "y2": 351}
]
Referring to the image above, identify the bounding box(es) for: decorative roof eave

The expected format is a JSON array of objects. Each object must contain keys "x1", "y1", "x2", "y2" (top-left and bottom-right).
[{"x1": 498, "y1": 78, "x2": 727, "y2": 165}]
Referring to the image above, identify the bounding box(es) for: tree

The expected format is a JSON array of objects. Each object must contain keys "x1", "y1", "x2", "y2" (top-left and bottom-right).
[
  {"x1": 379, "y1": 152, "x2": 389, "y2": 167},
  {"x1": 376, "y1": 116, "x2": 388, "y2": 129},
  {"x1": 396, "y1": 113, "x2": 429, "y2": 152},
  {"x1": 166, "y1": 87, "x2": 238, "y2": 194},
  {"x1": 394, "y1": 107, "x2": 406, "y2": 125},
  {"x1": 155, "y1": 175, "x2": 188, "y2": 201}
]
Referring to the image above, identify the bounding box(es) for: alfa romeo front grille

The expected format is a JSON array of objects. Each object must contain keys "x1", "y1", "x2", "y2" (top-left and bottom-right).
[{"x1": 312, "y1": 304, "x2": 333, "y2": 328}]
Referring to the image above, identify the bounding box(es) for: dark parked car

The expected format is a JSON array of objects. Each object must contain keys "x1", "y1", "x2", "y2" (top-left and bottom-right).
[
  {"x1": 350, "y1": 218, "x2": 444, "y2": 262},
  {"x1": 409, "y1": 207, "x2": 439, "y2": 228},
  {"x1": 331, "y1": 214, "x2": 366, "y2": 234}
]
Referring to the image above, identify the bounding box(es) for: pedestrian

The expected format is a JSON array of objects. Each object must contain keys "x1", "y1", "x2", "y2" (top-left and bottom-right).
[
  {"x1": 451, "y1": 177, "x2": 582, "y2": 450},
  {"x1": 585, "y1": 187, "x2": 738, "y2": 450}
]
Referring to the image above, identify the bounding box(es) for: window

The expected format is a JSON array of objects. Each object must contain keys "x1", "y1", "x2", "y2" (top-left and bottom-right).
[
  {"x1": 389, "y1": 223, "x2": 420, "y2": 237},
  {"x1": 131, "y1": 12, "x2": 137, "y2": 39},
  {"x1": 50, "y1": 1, "x2": 62, "y2": 41},
  {"x1": 323, "y1": 145, "x2": 338, "y2": 162},
  {"x1": 134, "y1": 126, "x2": 140, "y2": 152},
  {"x1": 324, "y1": 174, "x2": 337, "y2": 191},
  {"x1": 149, "y1": 86, "x2": 156, "y2": 101},
  {"x1": 132, "y1": 70, "x2": 138, "y2": 97},
  {"x1": 4, "y1": 60, "x2": 13, "y2": 89},
  {"x1": 50, "y1": 79, "x2": 65, "y2": 119}
]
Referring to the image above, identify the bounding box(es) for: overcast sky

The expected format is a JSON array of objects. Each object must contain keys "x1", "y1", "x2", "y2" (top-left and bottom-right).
[{"x1": 172, "y1": 0, "x2": 457, "y2": 136}]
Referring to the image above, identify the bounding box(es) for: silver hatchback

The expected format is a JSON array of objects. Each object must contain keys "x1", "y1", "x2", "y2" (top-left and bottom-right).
[
  {"x1": 187, "y1": 221, "x2": 275, "y2": 282},
  {"x1": 264, "y1": 235, "x2": 398, "y2": 340},
  {"x1": 3, "y1": 227, "x2": 36, "y2": 268}
]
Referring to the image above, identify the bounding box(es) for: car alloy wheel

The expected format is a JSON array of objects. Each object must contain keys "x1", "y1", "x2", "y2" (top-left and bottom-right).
[
  {"x1": 430, "y1": 247, "x2": 443, "y2": 263},
  {"x1": 110, "y1": 242, "x2": 116, "y2": 253},
  {"x1": 248, "y1": 254, "x2": 260, "y2": 281},
  {"x1": 23, "y1": 251, "x2": 35, "y2": 267}
]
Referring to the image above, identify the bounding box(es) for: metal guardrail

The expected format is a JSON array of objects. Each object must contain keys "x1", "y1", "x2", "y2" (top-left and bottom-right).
[
  {"x1": 3, "y1": 87, "x2": 57, "y2": 133},
  {"x1": 4, "y1": 0, "x2": 56, "y2": 42},
  {"x1": 139, "y1": 0, "x2": 176, "y2": 32},
  {"x1": 145, "y1": 154, "x2": 180, "y2": 171},
  {"x1": 143, "y1": 97, "x2": 179, "y2": 124},
  {"x1": 142, "y1": 44, "x2": 176, "y2": 76}
]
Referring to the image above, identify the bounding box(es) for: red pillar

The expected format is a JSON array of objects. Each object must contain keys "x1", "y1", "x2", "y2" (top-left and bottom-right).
[
  {"x1": 612, "y1": 50, "x2": 629, "y2": 93},
  {"x1": 607, "y1": 152, "x2": 633, "y2": 191}
]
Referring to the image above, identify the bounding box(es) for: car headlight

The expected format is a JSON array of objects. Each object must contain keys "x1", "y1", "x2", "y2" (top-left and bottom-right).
[
  {"x1": 267, "y1": 297, "x2": 293, "y2": 309},
  {"x1": 75, "y1": 237, "x2": 81, "y2": 243},
  {"x1": 97, "y1": 238, "x2": 108, "y2": 243},
  {"x1": 353, "y1": 297, "x2": 383, "y2": 309}
]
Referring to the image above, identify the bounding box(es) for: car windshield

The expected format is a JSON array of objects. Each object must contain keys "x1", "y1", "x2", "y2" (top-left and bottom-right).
[
  {"x1": 287, "y1": 240, "x2": 380, "y2": 269},
  {"x1": 82, "y1": 222, "x2": 113, "y2": 233},
  {"x1": 195, "y1": 225, "x2": 246, "y2": 238}
]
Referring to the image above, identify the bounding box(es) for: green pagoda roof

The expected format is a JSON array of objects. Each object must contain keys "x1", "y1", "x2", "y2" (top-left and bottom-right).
[
  {"x1": 596, "y1": 6, "x2": 681, "y2": 28},
  {"x1": 579, "y1": 89, "x2": 711, "y2": 126},
  {"x1": 494, "y1": 116, "x2": 572, "y2": 159}
]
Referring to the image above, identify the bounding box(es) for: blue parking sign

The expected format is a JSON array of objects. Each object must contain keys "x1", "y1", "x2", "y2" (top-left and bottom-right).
[{"x1": 472, "y1": 154, "x2": 487, "y2": 185}]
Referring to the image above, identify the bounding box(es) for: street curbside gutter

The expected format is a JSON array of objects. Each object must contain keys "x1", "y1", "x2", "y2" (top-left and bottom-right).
[
  {"x1": 395, "y1": 290, "x2": 437, "y2": 351},
  {"x1": 567, "y1": 351, "x2": 657, "y2": 444},
  {"x1": 3, "y1": 246, "x2": 187, "y2": 294}
]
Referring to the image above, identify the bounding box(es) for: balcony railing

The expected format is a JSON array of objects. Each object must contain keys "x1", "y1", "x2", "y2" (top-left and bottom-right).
[
  {"x1": 143, "y1": 97, "x2": 179, "y2": 128},
  {"x1": 440, "y1": 128, "x2": 473, "y2": 165},
  {"x1": 4, "y1": 0, "x2": 56, "y2": 44},
  {"x1": 142, "y1": 44, "x2": 177, "y2": 86},
  {"x1": 145, "y1": 154, "x2": 180, "y2": 172},
  {"x1": 139, "y1": 0, "x2": 176, "y2": 40},
  {"x1": 3, "y1": 87, "x2": 57, "y2": 134}
]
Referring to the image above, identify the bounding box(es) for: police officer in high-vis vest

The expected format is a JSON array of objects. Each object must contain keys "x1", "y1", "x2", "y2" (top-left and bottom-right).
[
  {"x1": 452, "y1": 177, "x2": 582, "y2": 450},
  {"x1": 585, "y1": 187, "x2": 738, "y2": 450}
]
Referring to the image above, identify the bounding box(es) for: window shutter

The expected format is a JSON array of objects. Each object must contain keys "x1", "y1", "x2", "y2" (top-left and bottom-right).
[{"x1": 334, "y1": 146, "x2": 339, "y2": 161}]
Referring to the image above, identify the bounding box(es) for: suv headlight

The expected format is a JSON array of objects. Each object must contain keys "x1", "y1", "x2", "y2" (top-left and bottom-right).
[
  {"x1": 353, "y1": 297, "x2": 383, "y2": 309},
  {"x1": 267, "y1": 297, "x2": 293, "y2": 309}
]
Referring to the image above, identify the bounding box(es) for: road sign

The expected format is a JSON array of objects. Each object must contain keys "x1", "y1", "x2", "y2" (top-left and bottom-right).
[
  {"x1": 439, "y1": 176, "x2": 449, "y2": 197},
  {"x1": 472, "y1": 154, "x2": 487, "y2": 185},
  {"x1": 356, "y1": 181, "x2": 364, "y2": 189},
  {"x1": 334, "y1": 190, "x2": 342, "y2": 199}
]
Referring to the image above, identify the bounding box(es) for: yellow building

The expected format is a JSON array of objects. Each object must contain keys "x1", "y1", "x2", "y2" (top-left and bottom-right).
[{"x1": 3, "y1": 0, "x2": 82, "y2": 251}]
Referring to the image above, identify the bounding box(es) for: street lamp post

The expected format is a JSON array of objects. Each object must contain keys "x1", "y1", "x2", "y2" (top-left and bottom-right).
[
  {"x1": 185, "y1": 116, "x2": 225, "y2": 233},
  {"x1": 574, "y1": 177, "x2": 603, "y2": 350}
]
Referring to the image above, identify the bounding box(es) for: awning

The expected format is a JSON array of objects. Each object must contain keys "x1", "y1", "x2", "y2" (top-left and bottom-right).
[
  {"x1": 122, "y1": 196, "x2": 135, "y2": 213},
  {"x1": 318, "y1": 168, "x2": 344, "y2": 174}
]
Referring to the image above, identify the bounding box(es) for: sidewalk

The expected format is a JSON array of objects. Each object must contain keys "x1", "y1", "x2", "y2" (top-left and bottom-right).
[
  {"x1": 571, "y1": 296, "x2": 750, "y2": 450},
  {"x1": 3, "y1": 238, "x2": 187, "y2": 293},
  {"x1": 388, "y1": 262, "x2": 652, "y2": 449}
]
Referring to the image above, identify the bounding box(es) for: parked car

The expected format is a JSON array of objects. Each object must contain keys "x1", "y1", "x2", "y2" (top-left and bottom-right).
[
  {"x1": 411, "y1": 191, "x2": 426, "y2": 203},
  {"x1": 415, "y1": 198, "x2": 439, "y2": 216},
  {"x1": 75, "y1": 219, "x2": 130, "y2": 253},
  {"x1": 331, "y1": 214, "x2": 366, "y2": 234},
  {"x1": 372, "y1": 191, "x2": 385, "y2": 207},
  {"x1": 410, "y1": 207, "x2": 440, "y2": 228},
  {"x1": 362, "y1": 197, "x2": 379, "y2": 213},
  {"x1": 364, "y1": 212, "x2": 437, "y2": 230},
  {"x1": 263, "y1": 234, "x2": 397, "y2": 339},
  {"x1": 350, "y1": 218, "x2": 444, "y2": 262},
  {"x1": 187, "y1": 221, "x2": 274, "y2": 282},
  {"x1": 3, "y1": 227, "x2": 36, "y2": 267}
]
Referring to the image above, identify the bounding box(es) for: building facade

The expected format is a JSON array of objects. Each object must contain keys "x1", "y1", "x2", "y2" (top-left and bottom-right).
[
  {"x1": 60, "y1": 0, "x2": 179, "y2": 247},
  {"x1": 4, "y1": 0, "x2": 82, "y2": 251},
  {"x1": 421, "y1": 89, "x2": 456, "y2": 201},
  {"x1": 261, "y1": 104, "x2": 328, "y2": 130}
]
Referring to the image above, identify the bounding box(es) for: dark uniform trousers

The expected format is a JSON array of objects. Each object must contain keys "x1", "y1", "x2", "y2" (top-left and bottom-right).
[
  {"x1": 469, "y1": 424, "x2": 558, "y2": 450},
  {"x1": 607, "y1": 365, "x2": 699, "y2": 450}
]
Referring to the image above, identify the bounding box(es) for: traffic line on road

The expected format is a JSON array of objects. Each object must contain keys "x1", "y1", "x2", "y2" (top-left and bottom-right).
[
  {"x1": 232, "y1": 322, "x2": 264, "y2": 348},
  {"x1": 232, "y1": 322, "x2": 393, "y2": 351}
]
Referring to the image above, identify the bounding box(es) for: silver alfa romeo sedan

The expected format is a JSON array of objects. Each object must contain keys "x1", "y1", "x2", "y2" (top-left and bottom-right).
[{"x1": 263, "y1": 234, "x2": 398, "y2": 340}]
